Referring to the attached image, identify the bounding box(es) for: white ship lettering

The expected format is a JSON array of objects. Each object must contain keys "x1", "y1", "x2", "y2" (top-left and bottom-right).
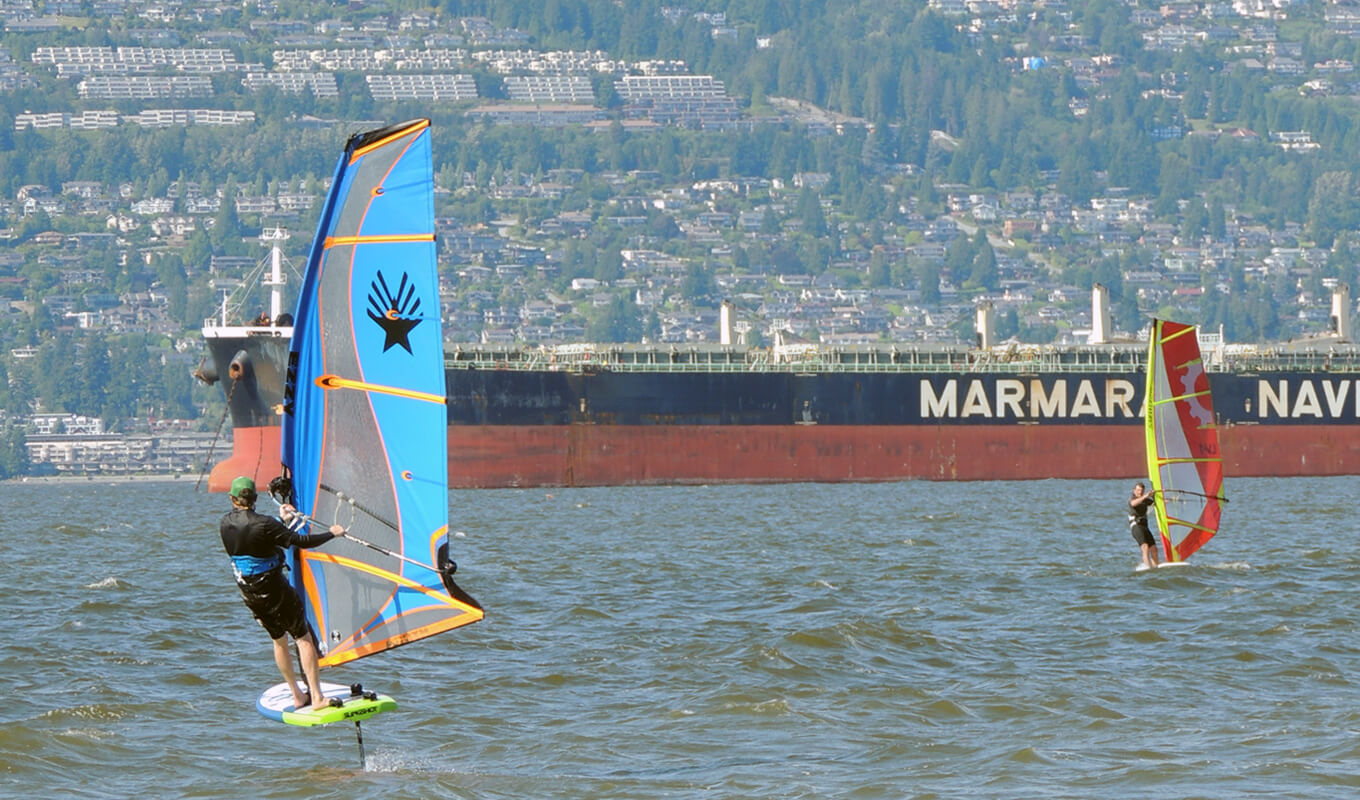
[
  {"x1": 1030, "y1": 379, "x2": 1065, "y2": 417},
  {"x1": 921, "y1": 379, "x2": 957, "y2": 417},
  {"x1": 921, "y1": 378, "x2": 1139, "y2": 420},
  {"x1": 1258, "y1": 379, "x2": 1360, "y2": 419}
]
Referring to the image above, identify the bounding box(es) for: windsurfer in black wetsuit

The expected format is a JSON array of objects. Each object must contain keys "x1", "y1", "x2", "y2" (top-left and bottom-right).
[
  {"x1": 219, "y1": 476, "x2": 346, "y2": 712},
  {"x1": 1128, "y1": 482, "x2": 1160, "y2": 570}
]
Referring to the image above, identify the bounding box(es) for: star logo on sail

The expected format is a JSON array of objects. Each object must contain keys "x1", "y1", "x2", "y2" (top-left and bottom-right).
[{"x1": 367, "y1": 270, "x2": 423, "y2": 354}]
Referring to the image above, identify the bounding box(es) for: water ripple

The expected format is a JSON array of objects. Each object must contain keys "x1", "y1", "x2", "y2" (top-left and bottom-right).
[{"x1": 2, "y1": 478, "x2": 1359, "y2": 797}]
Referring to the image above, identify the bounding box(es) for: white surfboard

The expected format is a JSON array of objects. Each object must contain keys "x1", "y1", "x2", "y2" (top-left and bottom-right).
[
  {"x1": 1135, "y1": 561, "x2": 1192, "y2": 573},
  {"x1": 256, "y1": 680, "x2": 396, "y2": 727}
]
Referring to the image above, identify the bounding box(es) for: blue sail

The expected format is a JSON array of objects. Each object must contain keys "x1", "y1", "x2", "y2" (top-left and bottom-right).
[{"x1": 280, "y1": 119, "x2": 482, "y2": 667}]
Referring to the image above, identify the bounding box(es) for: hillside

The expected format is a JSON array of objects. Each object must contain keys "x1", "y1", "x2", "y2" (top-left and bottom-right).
[{"x1": 0, "y1": 0, "x2": 1357, "y2": 474}]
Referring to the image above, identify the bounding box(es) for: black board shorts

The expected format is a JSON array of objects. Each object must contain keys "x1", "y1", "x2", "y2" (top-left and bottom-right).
[
  {"x1": 1130, "y1": 520, "x2": 1156, "y2": 548},
  {"x1": 236, "y1": 568, "x2": 310, "y2": 641}
]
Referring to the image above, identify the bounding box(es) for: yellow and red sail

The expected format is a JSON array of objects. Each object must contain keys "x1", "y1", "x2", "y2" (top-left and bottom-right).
[{"x1": 1145, "y1": 319, "x2": 1225, "y2": 562}]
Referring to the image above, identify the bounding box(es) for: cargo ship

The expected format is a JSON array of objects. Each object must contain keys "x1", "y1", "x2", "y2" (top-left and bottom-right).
[{"x1": 199, "y1": 254, "x2": 1360, "y2": 490}]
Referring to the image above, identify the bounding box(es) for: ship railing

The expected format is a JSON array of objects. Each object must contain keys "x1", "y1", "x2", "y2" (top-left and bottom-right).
[
  {"x1": 202, "y1": 319, "x2": 293, "y2": 337},
  {"x1": 443, "y1": 343, "x2": 1158, "y2": 373},
  {"x1": 1213, "y1": 350, "x2": 1360, "y2": 373},
  {"x1": 443, "y1": 340, "x2": 1360, "y2": 375}
]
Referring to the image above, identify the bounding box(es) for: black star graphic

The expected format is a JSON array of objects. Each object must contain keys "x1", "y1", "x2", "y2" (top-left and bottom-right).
[
  {"x1": 367, "y1": 271, "x2": 423, "y2": 354},
  {"x1": 369, "y1": 309, "x2": 420, "y2": 353}
]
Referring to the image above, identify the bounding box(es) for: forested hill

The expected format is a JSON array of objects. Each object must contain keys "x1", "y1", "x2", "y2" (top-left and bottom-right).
[
  {"x1": 447, "y1": 0, "x2": 1360, "y2": 242},
  {"x1": 2, "y1": 0, "x2": 1360, "y2": 476},
  {"x1": 0, "y1": 0, "x2": 1355, "y2": 240}
]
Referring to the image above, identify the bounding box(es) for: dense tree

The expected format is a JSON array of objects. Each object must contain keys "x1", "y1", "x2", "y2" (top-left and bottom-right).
[
  {"x1": 1307, "y1": 171, "x2": 1356, "y2": 246},
  {"x1": 918, "y1": 262, "x2": 941, "y2": 304},
  {"x1": 34, "y1": 332, "x2": 80, "y2": 413},
  {"x1": 770, "y1": 244, "x2": 804, "y2": 274},
  {"x1": 867, "y1": 251, "x2": 891, "y2": 288},
  {"x1": 681, "y1": 261, "x2": 715, "y2": 302},
  {"x1": 210, "y1": 178, "x2": 245, "y2": 253},
  {"x1": 159, "y1": 360, "x2": 197, "y2": 420},
  {"x1": 997, "y1": 307, "x2": 1019, "y2": 340},
  {"x1": 797, "y1": 189, "x2": 826, "y2": 237},
  {"x1": 77, "y1": 332, "x2": 111, "y2": 416},
  {"x1": 594, "y1": 247, "x2": 623, "y2": 282},
  {"x1": 586, "y1": 294, "x2": 643, "y2": 342},
  {"x1": 944, "y1": 232, "x2": 976, "y2": 277},
  {"x1": 968, "y1": 234, "x2": 998, "y2": 291},
  {"x1": 0, "y1": 426, "x2": 27, "y2": 479}
]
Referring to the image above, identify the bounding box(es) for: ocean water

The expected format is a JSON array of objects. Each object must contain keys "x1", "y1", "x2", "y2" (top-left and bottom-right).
[{"x1": 1, "y1": 477, "x2": 1358, "y2": 799}]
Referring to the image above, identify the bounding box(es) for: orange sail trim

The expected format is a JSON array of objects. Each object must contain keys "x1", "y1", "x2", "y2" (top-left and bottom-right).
[
  {"x1": 306, "y1": 551, "x2": 475, "y2": 608},
  {"x1": 427, "y1": 525, "x2": 449, "y2": 563},
  {"x1": 320, "y1": 615, "x2": 481, "y2": 668},
  {"x1": 349, "y1": 119, "x2": 429, "y2": 163},
  {"x1": 323, "y1": 233, "x2": 435, "y2": 249},
  {"x1": 298, "y1": 555, "x2": 327, "y2": 643},
  {"x1": 314, "y1": 374, "x2": 446, "y2": 404}
]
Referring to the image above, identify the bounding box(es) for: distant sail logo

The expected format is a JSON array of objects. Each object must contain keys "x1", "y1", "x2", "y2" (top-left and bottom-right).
[
  {"x1": 1176, "y1": 361, "x2": 1214, "y2": 427},
  {"x1": 367, "y1": 270, "x2": 422, "y2": 354}
]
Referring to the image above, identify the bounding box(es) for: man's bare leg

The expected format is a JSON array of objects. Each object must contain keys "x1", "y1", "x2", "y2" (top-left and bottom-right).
[
  {"x1": 296, "y1": 633, "x2": 327, "y2": 711},
  {"x1": 272, "y1": 635, "x2": 308, "y2": 708}
]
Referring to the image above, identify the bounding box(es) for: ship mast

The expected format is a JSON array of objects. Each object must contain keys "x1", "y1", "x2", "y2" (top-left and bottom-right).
[{"x1": 260, "y1": 226, "x2": 290, "y2": 325}]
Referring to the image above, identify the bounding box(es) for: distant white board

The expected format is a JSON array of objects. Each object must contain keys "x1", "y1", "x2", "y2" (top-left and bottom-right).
[{"x1": 1134, "y1": 561, "x2": 1191, "y2": 573}]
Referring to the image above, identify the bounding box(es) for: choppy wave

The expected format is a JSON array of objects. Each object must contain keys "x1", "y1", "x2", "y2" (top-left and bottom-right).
[{"x1": 82, "y1": 577, "x2": 124, "y2": 590}]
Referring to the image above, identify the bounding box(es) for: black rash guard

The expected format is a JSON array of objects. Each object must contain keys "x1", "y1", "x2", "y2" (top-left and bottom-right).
[
  {"x1": 219, "y1": 506, "x2": 335, "y2": 577},
  {"x1": 1128, "y1": 494, "x2": 1156, "y2": 546},
  {"x1": 1128, "y1": 494, "x2": 1154, "y2": 525},
  {"x1": 219, "y1": 506, "x2": 336, "y2": 640}
]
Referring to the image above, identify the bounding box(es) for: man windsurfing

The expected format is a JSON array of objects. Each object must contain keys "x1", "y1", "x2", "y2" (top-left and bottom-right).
[
  {"x1": 218, "y1": 476, "x2": 347, "y2": 712},
  {"x1": 1128, "y1": 481, "x2": 1160, "y2": 570}
]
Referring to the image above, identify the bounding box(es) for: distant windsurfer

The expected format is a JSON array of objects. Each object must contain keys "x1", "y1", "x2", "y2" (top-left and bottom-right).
[
  {"x1": 219, "y1": 475, "x2": 346, "y2": 712},
  {"x1": 1128, "y1": 482, "x2": 1160, "y2": 569}
]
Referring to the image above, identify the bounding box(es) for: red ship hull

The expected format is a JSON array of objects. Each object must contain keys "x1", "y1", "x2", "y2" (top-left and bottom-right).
[
  {"x1": 208, "y1": 422, "x2": 1360, "y2": 491},
  {"x1": 206, "y1": 426, "x2": 284, "y2": 492}
]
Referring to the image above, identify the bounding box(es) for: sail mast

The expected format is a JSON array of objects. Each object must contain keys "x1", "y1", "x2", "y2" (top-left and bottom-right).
[{"x1": 1145, "y1": 320, "x2": 1165, "y2": 556}]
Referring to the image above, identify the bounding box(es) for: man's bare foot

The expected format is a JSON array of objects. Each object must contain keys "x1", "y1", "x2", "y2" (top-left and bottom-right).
[
  {"x1": 303, "y1": 687, "x2": 333, "y2": 712},
  {"x1": 291, "y1": 692, "x2": 310, "y2": 710}
]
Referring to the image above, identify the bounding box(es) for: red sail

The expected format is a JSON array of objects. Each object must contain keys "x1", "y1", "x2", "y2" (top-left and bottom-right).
[{"x1": 1146, "y1": 320, "x2": 1225, "y2": 561}]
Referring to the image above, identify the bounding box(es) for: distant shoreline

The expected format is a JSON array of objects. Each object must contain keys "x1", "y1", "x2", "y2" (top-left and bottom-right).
[{"x1": 4, "y1": 474, "x2": 200, "y2": 485}]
